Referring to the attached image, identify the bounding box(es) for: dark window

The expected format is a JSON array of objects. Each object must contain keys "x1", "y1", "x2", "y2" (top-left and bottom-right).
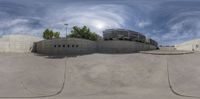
[
  {"x1": 58, "y1": 45, "x2": 61, "y2": 47},
  {"x1": 63, "y1": 45, "x2": 65, "y2": 47},
  {"x1": 67, "y1": 45, "x2": 70, "y2": 47},
  {"x1": 196, "y1": 45, "x2": 199, "y2": 48},
  {"x1": 54, "y1": 45, "x2": 56, "y2": 47},
  {"x1": 72, "y1": 45, "x2": 74, "y2": 47},
  {"x1": 76, "y1": 45, "x2": 79, "y2": 47}
]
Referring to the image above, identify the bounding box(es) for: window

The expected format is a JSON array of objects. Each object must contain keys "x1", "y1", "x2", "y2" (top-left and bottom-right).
[
  {"x1": 58, "y1": 45, "x2": 61, "y2": 47},
  {"x1": 67, "y1": 45, "x2": 70, "y2": 47},
  {"x1": 54, "y1": 45, "x2": 57, "y2": 47},
  {"x1": 196, "y1": 45, "x2": 199, "y2": 48},
  {"x1": 63, "y1": 45, "x2": 65, "y2": 47},
  {"x1": 72, "y1": 45, "x2": 74, "y2": 47},
  {"x1": 76, "y1": 45, "x2": 79, "y2": 47}
]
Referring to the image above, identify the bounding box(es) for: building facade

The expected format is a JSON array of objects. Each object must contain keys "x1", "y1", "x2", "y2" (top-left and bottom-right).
[{"x1": 103, "y1": 29, "x2": 158, "y2": 47}]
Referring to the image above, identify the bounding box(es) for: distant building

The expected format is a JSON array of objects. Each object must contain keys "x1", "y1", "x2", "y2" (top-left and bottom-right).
[
  {"x1": 175, "y1": 39, "x2": 200, "y2": 51},
  {"x1": 103, "y1": 29, "x2": 158, "y2": 47},
  {"x1": 103, "y1": 29, "x2": 146, "y2": 42}
]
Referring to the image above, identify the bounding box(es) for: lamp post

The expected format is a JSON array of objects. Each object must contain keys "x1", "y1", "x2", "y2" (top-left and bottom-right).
[{"x1": 64, "y1": 23, "x2": 68, "y2": 38}]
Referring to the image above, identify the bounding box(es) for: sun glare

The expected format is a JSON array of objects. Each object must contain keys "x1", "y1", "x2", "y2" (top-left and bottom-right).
[{"x1": 93, "y1": 20, "x2": 106, "y2": 29}]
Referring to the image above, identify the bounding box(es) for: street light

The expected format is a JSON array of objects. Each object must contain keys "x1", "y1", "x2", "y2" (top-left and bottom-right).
[{"x1": 64, "y1": 23, "x2": 68, "y2": 38}]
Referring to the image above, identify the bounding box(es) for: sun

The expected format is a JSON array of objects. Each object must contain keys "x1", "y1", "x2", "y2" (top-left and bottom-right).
[{"x1": 93, "y1": 20, "x2": 106, "y2": 29}]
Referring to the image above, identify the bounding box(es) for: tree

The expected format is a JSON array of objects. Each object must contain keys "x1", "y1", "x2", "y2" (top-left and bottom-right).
[
  {"x1": 69, "y1": 26, "x2": 100, "y2": 41},
  {"x1": 43, "y1": 29, "x2": 52, "y2": 39},
  {"x1": 43, "y1": 29, "x2": 60, "y2": 39},
  {"x1": 54, "y1": 32, "x2": 60, "y2": 39}
]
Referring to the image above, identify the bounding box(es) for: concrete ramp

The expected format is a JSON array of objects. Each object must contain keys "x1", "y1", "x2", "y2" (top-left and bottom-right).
[
  {"x1": 167, "y1": 53, "x2": 200, "y2": 98},
  {"x1": 0, "y1": 53, "x2": 66, "y2": 98}
]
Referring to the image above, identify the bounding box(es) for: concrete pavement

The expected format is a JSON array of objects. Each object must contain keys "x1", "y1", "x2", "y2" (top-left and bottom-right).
[{"x1": 0, "y1": 51, "x2": 199, "y2": 99}]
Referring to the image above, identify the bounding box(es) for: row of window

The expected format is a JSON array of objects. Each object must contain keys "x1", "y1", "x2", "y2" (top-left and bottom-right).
[{"x1": 54, "y1": 44, "x2": 79, "y2": 48}]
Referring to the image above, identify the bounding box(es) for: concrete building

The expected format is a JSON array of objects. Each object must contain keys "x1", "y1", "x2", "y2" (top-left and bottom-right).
[
  {"x1": 0, "y1": 35, "x2": 42, "y2": 53},
  {"x1": 175, "y1": 39, "x2": 200, "y2": 51},
  {"x1": 103, "y1": 29, "x2": 158, "y2": 47},
  {"x1": 103, "y1": 29, "x2": 146, "y2": 42}
]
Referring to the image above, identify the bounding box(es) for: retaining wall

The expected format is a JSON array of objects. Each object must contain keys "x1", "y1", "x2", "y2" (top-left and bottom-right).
[
  {"x1": 36, "y1": 38, "x2": 97, "y2": 54},
  {"x1": 35, "y1": 38, "x2": 157, "y2": 54},
  {"x1": 97, "y1": 40, "x2": 156, "y2": 53},
  {"x1": 0, "y1": 35, "x2": 42, "y2": 53}
]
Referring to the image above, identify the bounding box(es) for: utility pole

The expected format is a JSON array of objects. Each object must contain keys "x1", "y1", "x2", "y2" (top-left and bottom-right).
[{"x1": 64, "y1": 23, "x2": 68, "y2": 38}]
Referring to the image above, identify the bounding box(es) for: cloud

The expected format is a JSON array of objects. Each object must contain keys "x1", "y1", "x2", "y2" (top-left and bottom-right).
[
  {"x1": 0, "y1": 1, "x2": 45, "y2": 36},
  {"x1": 1, "y1": 0, "x2": 200, "y2": 45},
  {"x1": 43, "y1": 3, "x2": 130, "y2": 36},
  {"x1": 138, "y1": 21, "x2": 151, "y2": 28},
  {"x1": 145, "y1": 1, "x2": 200, "y2": 45}
]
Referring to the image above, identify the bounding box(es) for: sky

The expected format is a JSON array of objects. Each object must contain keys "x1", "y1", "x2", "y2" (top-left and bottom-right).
[{"x1": 1, "y1": 0, "x2": 200, "y2": 45}]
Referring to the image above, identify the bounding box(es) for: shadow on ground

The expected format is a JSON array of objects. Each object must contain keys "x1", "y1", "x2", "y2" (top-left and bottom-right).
[
  {"x1": 33, "y1": 53, "x2": 94, "y2": 59},
  {"x1": 33, "y1": 50, "x2": 195, "y2": 59},
  {"x1": 32, "y1": 51, "x2": 145, "y2": 59}
]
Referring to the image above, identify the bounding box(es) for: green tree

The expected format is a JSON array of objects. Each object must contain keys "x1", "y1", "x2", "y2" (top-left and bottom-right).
[
  {"x1": 43, "y1": 29, "x2": 49, "y2": 39},
  {"x1": 49, "y1": 30, "x2": 54, "y2": 39},
  {"x1": 43, "y1": 29, "x2": 60, "y2": 39},
  {"x1": 69, "y1": 26, "x2": 100, "y2": 41},
  {"x1": 43, "y1": 29, "x2": 53, "y2": 39},
  {"x1": 53, "y1": 32, "x2": 60, "y2": 39}
]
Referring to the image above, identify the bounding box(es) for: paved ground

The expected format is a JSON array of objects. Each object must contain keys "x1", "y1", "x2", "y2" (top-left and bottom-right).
[{"x1": 0, "y1": 51, "x2": 199, "y2": 99}]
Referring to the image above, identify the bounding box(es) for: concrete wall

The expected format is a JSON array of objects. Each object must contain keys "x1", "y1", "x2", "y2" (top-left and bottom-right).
[
  {"x1": 0, "y1": 35, "x2": 157, "y2": 54},
  {"x1": 97, "y1": 40, "x2": 156, "y2": 53},
  {"x1": 175, "y1": 39, "x2": 200, "y2": 51},
  {"x1": 36, "y1": 38, "x2": 97, "y2": 55},
  {"x1": 0, "y1": 35, "x2": 42, "y2": 53},
  {"x1": 36, "y1": 38, "x2": 157, "y2": 54}
]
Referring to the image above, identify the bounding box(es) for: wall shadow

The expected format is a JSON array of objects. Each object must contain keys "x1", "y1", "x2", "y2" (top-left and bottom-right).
[
  {"x1": 96, "y1": 51, "x2": 140, "y2": 55},
  {"x1": 32, "y1": 51, "x2": 141, "y2": 59},
  {"x1": 32, "y1": 50, "x2": 155, "y2": 58},
  {"x1": 32, "y1": 53, "x2": 96, "y2": 59}
]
